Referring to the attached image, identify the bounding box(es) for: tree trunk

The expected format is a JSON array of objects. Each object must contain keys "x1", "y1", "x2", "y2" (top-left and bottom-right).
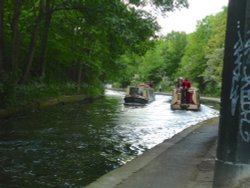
[
  {"x1": 77, "y1": 64, "x2": 83, "y2": 91},
  {"x1": 0, "y1": 0, "x2": 5, "y2": 73},
  {"x1": 11, "y1": 0, "x2": 22, "y2": 73},
  {"x1": 21, "y1": 0, "x2": 45, "y2": 83},
  {"x1": 39, "y1": 0, "x2": 54, "y2": 80}
]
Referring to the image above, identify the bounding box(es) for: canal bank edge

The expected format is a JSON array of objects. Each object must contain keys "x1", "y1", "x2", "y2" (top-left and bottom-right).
[
  {"x1": 85, "y1": 116, "x2": 219, "y2": 188},
  {"x1": 0, "y1": 95, "x2": 100, "y2": 119},
  {"x1": 0, "y1": 87, "x2": 220, "y2": 119}
]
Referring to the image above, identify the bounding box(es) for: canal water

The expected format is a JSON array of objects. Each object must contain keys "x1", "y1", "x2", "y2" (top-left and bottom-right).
[{"x1": 0, "y1": 90, "x2": 219, "y2": 187}]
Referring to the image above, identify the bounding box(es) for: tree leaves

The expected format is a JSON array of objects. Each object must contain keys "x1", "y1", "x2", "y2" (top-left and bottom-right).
[{"x1": 117, "y1": 6, "x2": 227, "y2": 95}]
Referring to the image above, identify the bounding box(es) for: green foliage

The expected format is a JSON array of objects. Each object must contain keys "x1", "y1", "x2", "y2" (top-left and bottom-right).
[
  {"x1": 136, "y1": 32, "x2": 187, "y2": 87},
  {"x1": 128, "y1": 0, "x2": 189, "y2": 12},
  {"x1": 177, "y1": 18, "x2": 212, "y2": 88},
  {"x1": 162, "y1": 32, "x2": 187, "y2": 80},
  {"x1": 113, "y1": 53, "x2": 141, "y2": 87},
  {"x1": 2, "y1": 0, "x2": 172, "y2": 109},
  {"x1": 138, "y1": 40, "x2": 165, "y2": 83},
  {"x1": 115, "y1": 7, "x2": 227, "y2": 96},
  {"x1": 0, "y1": 0, "x2": 226, "y2": 110},
  {"x1": 176, "y1": 7, "x2": 227, "y2": 93},
  {"x1": 201, "y1": 8, "x2": 227, "y2": 95},
  {"x1": 0, "y1": 72, "x2": 17, "y2": 108},
  {"x1": 3, "y1": 81, "x2": 104, "y2": 108}
]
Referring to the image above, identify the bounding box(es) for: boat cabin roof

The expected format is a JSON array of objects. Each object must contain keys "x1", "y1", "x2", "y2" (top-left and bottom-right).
[{"x1": 126, "y1": 85, "x2": 153, "y2": 95}]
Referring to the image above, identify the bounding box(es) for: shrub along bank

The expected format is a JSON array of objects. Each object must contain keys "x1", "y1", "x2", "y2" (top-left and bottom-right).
[{"x1": 0, "y1": 82, "x2": 104, "y2": 119}]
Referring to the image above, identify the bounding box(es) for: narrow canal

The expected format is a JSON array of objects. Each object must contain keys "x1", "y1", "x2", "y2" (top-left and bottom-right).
[{"x1": 0, "y1": 90, "x2": 219, "y2": 187}]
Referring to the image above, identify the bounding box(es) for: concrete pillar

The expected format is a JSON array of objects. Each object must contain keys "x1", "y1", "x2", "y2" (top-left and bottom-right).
[{"x1": 213, "y1": 0, "x2": 250, "y2": 187}]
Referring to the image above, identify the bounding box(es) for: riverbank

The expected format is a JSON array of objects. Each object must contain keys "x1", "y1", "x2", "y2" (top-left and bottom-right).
[
  {"x1": 0, "y1": 95, "x2": 99, "y2": 119},
  {"x1": 0, "y1": 89, "x2": 220, "y2": 119},
  {"x1": 0, "y1": 91, "x2": 220, "y2": 120}
]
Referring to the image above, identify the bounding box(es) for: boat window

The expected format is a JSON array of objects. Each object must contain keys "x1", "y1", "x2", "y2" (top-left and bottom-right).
[
  {"x1": 129, "y1": 88, "x2": 139, "y2": 95},
  {"x1": 139, "y1": 89, "x2": 143, "y2": 96}
]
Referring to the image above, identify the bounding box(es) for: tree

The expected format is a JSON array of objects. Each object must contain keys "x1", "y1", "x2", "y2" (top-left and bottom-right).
[
  {"x1": 11, "y1": 0, "x2": 23, "y2": 74},
  {"x1": 162, "y1": 31, "x2": 187, "y2": 80},
  {"x1": 0, "y1": 0, "x2": 4, "y2": 72},
  {"x1": 135, "y1": 32, "x2": 187, "y2": 88},
  {"x1": 177, "y1": 16, "x2": 212, "y2": 90},
  {"x1": 38, "y1": 0, "x2": 55, "y2": 79},
  {"x1": 126, "y1": 0, "x2": 188, "y2": 12},
  {"x1": 0, "y1": 0, "x2": 190, "y2": 108},
  {"x1": 21, "y1": 0, "x2": 45, "y2": 83},
  {"x1": 201, "y1": 7, "x2": 227, "y2": 94},
  {"x1": 176, "y1": 7, "x2": 227, "y2": 94}
]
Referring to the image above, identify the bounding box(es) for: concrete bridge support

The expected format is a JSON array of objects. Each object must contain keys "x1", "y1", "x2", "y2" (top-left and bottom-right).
[{"x1": 213, "y1": 0, "x2": 250, "y2": 187}]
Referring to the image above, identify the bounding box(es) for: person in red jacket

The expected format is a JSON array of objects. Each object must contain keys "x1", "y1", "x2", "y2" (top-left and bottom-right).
[
  {"x1": 182, "y1": 78, "x2": 191, "y2": 89},
  {"x1": 181, "y1": 78, "x2": 191, "y2": 104}
]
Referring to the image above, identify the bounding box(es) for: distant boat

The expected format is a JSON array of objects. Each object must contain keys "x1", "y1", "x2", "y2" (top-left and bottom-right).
[
  {"x1": 170, "y1": 87, "x2": 200, "y2": 110},
  {"x1": 124, "y1": 85, "x2": 155, "y2": 105}
]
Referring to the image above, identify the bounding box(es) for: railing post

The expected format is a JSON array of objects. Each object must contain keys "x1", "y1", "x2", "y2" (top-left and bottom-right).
[{"x1": 213, "y1": 0, "x2": 250, "y2": 187}]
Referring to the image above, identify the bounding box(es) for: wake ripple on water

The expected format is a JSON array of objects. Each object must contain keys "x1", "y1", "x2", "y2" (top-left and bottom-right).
[{"x1": 105, "y1": 90, "x2": 219, "y2": 163}]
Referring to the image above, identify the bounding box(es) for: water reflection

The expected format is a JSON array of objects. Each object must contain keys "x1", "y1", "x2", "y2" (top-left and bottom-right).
[{"x1": 0, "y1": 90, "x2": 219, "y2": 187}]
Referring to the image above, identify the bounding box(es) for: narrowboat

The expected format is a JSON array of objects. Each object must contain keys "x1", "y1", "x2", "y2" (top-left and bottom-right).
[
  {"x1": 124, "y1": 85, "x2": 155, "y2": 105},
  {"x1": 170, "y1": 87, "x2": 200, "y2": 110}
]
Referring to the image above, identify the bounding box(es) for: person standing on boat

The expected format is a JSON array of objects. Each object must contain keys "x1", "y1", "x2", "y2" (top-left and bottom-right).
[
  {"x1": 147, "y1": 81, "x2": 153, "y2": 88},
  {"x1": 176, "y1": 77, "x2": 183, "y2": 91},
  {"x1": 181, "y1": 78, "x2": 191, "y2": 104}
]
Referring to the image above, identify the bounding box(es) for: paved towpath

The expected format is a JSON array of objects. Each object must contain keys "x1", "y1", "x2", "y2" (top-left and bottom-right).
[{"x1": 86, "y1": 117, "x2": 219, "y2": 188}]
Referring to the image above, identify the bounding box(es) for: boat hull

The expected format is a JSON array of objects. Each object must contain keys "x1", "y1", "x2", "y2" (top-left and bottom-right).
[
  {"x1": 170, "y1": 88, "x2": 200, "y2": 111},
  {"x1": 124, "y1": 96, "x2": 149, "y2": 105},
  {"x1": 124, "y1": 85, "x2": 155, "y2": 105}
]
